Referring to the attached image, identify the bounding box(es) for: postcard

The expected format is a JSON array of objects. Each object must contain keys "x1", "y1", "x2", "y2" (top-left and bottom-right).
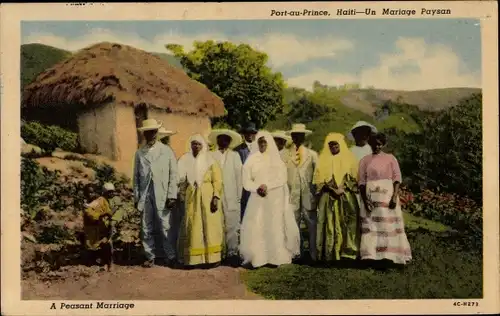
[{"x1": 1, "y1": 1, "x2": 498, "y2": 315}]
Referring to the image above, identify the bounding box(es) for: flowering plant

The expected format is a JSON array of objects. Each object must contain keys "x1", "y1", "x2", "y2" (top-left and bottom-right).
[{"x1": 400, "y1": 185, "x2": 482, "y2": 248}]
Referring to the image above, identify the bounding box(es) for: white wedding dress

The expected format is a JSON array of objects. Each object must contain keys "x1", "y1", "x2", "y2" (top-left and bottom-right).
[{"x1": 239, "y1": 131, "x2": 300, "y2": 268}]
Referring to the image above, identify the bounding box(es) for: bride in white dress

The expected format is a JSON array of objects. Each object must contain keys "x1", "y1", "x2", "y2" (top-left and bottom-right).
[{"x1": 240, "y1": 131, "x2": 300, "y2": 268}]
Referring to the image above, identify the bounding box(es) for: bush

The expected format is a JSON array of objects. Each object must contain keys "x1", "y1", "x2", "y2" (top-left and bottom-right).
[
  {"x1": 21, "y1": 158, "x2": 60, "y2": 219},
  {"x1": 401, "y1": 186, "x2": 482, "y2": 249},
  {"x1": 22, "y1": 121, "x2": 79, "y2": 153},
  {"x1": 375, "y1": 100, "x2": 435, "y2": 129},
  {"x1": 385, "y1": 93, "x2": 482, "y2": 203},
  {"x1": 94, "y1": 163, "x2": 130, "y2": 187},
  {"x1": 37, "y1": 225, "x2": 74, "y2": 244},
  {"x1": 21, "y1": 157, "x2": 93, "y2": 216}
]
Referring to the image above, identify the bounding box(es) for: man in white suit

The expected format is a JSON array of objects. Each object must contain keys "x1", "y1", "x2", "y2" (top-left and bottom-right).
[
  {"x1": 209, "y1": 129, "x2": 244, "y2": 267},
  {"x1": 133, "y1": 119, "x2": 178, "y2": 268},
  {"x1": 283, "y1": 123, "x2": 318, "y2": 262}
]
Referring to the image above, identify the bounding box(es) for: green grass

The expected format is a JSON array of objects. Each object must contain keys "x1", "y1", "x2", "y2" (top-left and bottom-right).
[
  {"x1": 241, "y1": 214, "x2": 482, "y2": 299},
  {"x1": 402, "y1": 211, "x2": 451, "y2": 233}
]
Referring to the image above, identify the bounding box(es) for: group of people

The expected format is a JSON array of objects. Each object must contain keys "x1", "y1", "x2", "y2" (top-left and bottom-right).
[{"x1": 83, "y1": 118, "x2": 413, "y2": 271}]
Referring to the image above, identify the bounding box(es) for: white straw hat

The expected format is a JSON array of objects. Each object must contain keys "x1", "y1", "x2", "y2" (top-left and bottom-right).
[
  {"x1": 347, "y1": 121, "x2": 378, "y2": 141},
  {"x1": 271, "y1": 130, "x2": 292, "y2": 143},
  {"x1": 137, "y1": 119, "x2": 162, "y2": 132},
  {"x1": 287, "y1": 123, "x2": 313, "y2": 135},
  {"x1": 157, "y1": 127, "x2": 177, "y2": 137},
  {"x1": 208, "y1": 129, "x2": 243, "y2": 149}
]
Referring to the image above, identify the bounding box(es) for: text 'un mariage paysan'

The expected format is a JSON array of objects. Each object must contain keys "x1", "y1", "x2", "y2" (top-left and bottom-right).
[
  {"x1": 50, "y1": 302, "x2": 135, "y2": 310},
  {"x1": 335, "y1": 8, "x2": 452, "y2": 16}
]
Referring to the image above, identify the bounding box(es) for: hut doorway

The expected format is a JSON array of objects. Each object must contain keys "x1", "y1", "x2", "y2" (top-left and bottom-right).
[{"x1": 134, "y1": 104, "x2": 148, "y2": 147}]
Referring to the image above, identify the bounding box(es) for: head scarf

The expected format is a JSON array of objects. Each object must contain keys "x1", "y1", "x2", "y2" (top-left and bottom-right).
[
  {"x1": 251, "y1": 131, "x2": 285, "y2": 170},
  {"x1": 179, "y1": 134, "x2": 215, "y2": 186},
  {"x1": 314, "y1": 133, "x2": 358, "y2": 186}
]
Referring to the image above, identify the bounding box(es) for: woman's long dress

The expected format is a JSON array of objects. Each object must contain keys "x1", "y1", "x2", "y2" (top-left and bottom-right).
[
  {"x1": 239, "y1": 152, "x2": 300, "y2": 268},
  {"x1": 358, "y1": 152, "x2": 412, "y2": 264},
  {"x1": 315, "y1": 174, "x2": 360, "y2": 261},
  {"x1": 314, "y1": 133, "x2": 361, "y2": 262},
  {"x1": 178, "y1": 163, "x2": 225, "y2": 265}
]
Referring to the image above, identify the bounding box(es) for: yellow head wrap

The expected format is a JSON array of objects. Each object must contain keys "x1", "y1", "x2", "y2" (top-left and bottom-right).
[{"x1": 313, "y1": 133, "x2": 358, "y2": 186}]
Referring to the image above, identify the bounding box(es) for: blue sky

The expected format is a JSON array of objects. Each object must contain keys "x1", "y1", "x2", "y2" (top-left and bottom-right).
[{"x1": 21, "y1": 19, "x2": 481, "y2": 91}]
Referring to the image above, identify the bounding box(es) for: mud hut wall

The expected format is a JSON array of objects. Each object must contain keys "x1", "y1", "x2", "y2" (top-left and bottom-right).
[
  {"x1": 113, "y1": 104, "x2": 141, "y2": 179},
  {"x1": 149, "y1": 108, "x2": 212, "y2": 158},
  {"x1": 77, "y1": 103, "x2": 118, "y2": 160}
]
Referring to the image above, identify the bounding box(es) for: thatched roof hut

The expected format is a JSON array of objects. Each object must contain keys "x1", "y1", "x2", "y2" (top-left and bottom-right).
[
  {"x1": 22, "y1": 42, "x2": 225, "y2": 175},
  {"x1": 22, "y1": 41, "x2": 224, "y2": 117}
]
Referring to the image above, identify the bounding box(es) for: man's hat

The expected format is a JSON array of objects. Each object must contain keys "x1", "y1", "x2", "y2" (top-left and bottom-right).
[
  {"x1": 208, "y1": 129, "x2": 243, "y2": 149},
  {"x1": 287, "y1": 123, "x2": 313, "y2": 135},
  {"x1": 137, "y1": 119, "x2": 162, "y2": 132},
  {"x1": 271, "y1": 130, "x2": 292, "y2": 143},
  {"x1": 238, "y1": 122, "x2": 258, "y2": 134},
  {"x1": 157, "y1": 127, "x2": 177, "y2": 138},
  {"x1": 347, "y1": 121, "x2": 378, "y2": 141}
]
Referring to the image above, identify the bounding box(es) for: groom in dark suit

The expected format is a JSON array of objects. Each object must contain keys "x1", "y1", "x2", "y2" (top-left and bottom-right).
[{"x1": 233, "y1": 122, "x2": 258, "y2": 220}]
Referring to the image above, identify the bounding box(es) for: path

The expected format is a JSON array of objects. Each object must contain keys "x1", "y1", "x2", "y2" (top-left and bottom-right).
[{"x1": 22, "y1": 265, "x2": 261, "y2": 300}]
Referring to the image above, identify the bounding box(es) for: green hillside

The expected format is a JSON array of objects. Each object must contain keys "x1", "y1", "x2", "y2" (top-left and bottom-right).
[
  {"x1": 21, "y1": 44, "x2": 72, "y2": 90},
  {"x1": 268, "y1": 87, "x2": 375, "y2": 151},
  {"x1": 339, "y1": 87, "x2": 481, "y2": 114}
]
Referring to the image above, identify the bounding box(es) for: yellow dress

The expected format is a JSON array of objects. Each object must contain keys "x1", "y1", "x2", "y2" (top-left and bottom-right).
[
  {"x1": 313, "y1": 133, "x2": 361, "y2": 261},
  {"x1": 178, "y1": 163, "x2": 225, "y2": 265}
]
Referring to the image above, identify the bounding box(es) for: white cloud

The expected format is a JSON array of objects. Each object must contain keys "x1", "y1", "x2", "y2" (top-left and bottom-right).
[
  {"x1": 289, "y1": 37, "x2": 481, "y2": 91},
  {"x1": 246, "y1": 34, "x2": 353, "y2": 68},
  {"x1": 22, "y1": 28, "x2": 353, "y2": 69}
]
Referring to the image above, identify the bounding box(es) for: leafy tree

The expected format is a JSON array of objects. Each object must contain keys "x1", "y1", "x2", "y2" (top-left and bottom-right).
[
  {"x1": 393, "y1": 93, "x2": 483, "y2": 203},
  {"x1": 166, "y1": 41, "x2": 286, "y2": 129},
  {"x1": 287, "y1": 96, "x2": 333, "y2": 124}
]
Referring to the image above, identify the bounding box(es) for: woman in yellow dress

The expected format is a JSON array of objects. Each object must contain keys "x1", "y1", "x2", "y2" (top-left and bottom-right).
[
  {"x1": 177, "y1": 134, "x2": 225, "y2": 267},
  {"x1": 313, "y1": 133, "x2": 360, "y2": 263}
]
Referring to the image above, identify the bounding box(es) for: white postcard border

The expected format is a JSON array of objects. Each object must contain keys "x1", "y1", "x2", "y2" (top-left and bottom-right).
[{"x1": 1, "y1": 1, "x2": 498, "y2": 315}]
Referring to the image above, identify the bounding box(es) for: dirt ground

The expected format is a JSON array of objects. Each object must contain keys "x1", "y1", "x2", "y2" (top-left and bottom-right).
[{"x1": 22, "y1": 264, "x2": 261, "y2": 300}]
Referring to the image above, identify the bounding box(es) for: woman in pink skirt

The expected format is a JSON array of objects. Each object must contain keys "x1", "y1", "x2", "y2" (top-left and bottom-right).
[{"x1": 358, "y1": 133, "x2": 412, "y2": 266}]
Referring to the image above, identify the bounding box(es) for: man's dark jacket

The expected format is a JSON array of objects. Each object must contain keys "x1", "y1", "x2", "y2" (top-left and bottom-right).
[{"x1": 233, "y1": 142, "x2": 252, "y2": 220}]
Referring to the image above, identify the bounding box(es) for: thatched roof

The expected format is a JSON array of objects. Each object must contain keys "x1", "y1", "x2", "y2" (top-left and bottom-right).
[{"x1": 22, "y1": 42, "x2": 225, "y2": 117}]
